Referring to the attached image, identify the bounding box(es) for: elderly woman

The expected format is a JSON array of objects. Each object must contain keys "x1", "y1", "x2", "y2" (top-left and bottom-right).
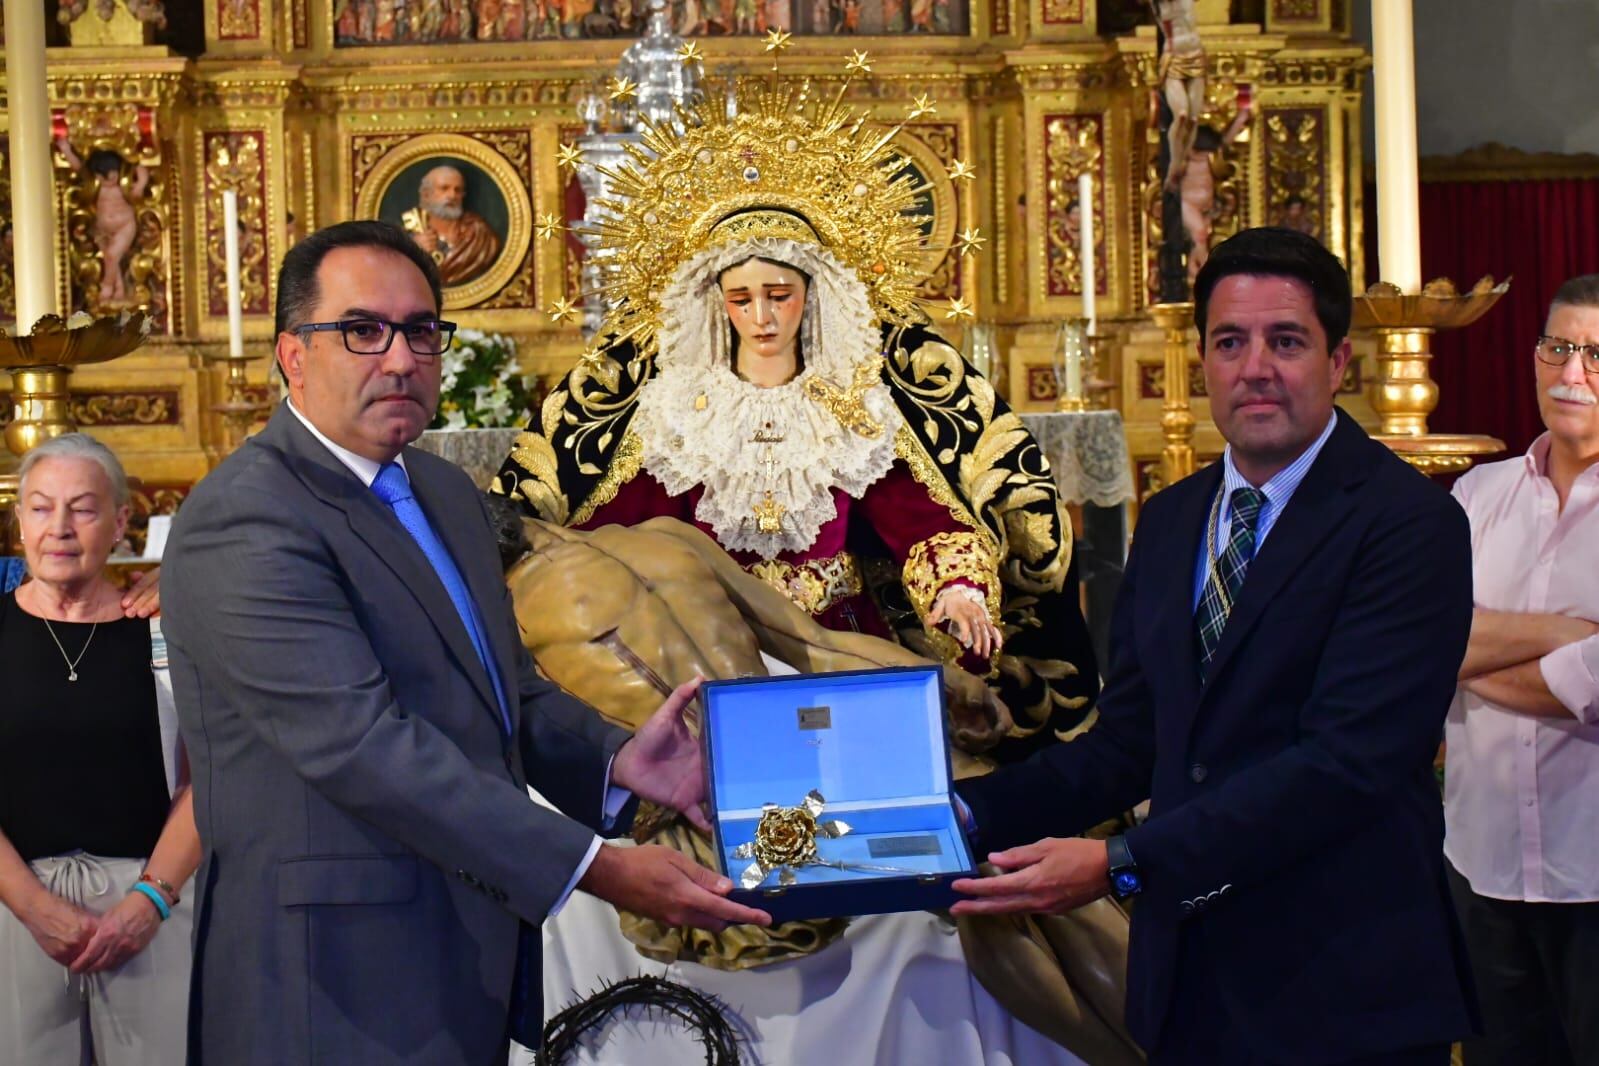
[{"x1": 0, "y1": 433, "x2": 197, "y2": 1065}]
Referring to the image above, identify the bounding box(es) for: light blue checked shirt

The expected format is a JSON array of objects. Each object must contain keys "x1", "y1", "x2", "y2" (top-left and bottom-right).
[{"x1": 1192, "y1": 412, "x2": 1338, "y2": 610}]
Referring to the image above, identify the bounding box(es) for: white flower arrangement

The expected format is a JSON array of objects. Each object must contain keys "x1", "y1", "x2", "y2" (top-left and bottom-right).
[{"x1": 431, "y1": 328, "x2": 533, "y2": 430}]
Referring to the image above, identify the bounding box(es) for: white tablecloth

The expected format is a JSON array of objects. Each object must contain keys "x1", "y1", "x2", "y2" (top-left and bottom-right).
[
  {"x1": 517, "y1": 887, "x2": 1086, "y2": 1066},
  {"x1": 1018, "y1": 411, "x2": 1135, "y2": 508}
]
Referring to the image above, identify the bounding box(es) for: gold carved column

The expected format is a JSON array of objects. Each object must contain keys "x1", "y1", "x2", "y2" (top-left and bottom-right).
[{"x1": 186, "y1": 66, "x2": 297, "y2": 462}]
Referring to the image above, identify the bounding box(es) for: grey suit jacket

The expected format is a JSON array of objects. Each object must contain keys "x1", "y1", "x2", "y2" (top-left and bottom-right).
[{"x1": 164, "y1": 404, "x2": 628, "y2": 1065}]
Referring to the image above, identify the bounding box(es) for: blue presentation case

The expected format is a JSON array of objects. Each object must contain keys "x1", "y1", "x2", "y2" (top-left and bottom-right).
[{"x1": 700, "y1": 665, "x2": 978, "y2": 925}]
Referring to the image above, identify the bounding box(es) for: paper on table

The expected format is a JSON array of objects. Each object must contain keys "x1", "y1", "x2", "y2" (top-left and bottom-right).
[{"x1": 142, "y1": 515, "x2": 172, "y2": 561}]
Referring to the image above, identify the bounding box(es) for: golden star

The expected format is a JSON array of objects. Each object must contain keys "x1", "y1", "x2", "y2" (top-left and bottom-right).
[
  {"x1": 763, "y1": 28, "x2": 793, "y2": 54},
  {"x1": 547, "y1": 297, "x2": 580, "y2": 325},
  {"x1": 948, "y1": 159, "x2": 976, "y2": 182},
  {"x1": 907, "y1": 93, "x2": 937, "y2": 120},
  {"x1": 556, "y1": 143, "x2": 585, "y2": 172},
  {"x1": 845, "y1": 50, "x2": 872, "y2": 75},
  {"x1": 535, "y1": 213, "x2": 566, "y2": 241},
  {"x1": 609, "y1": 77, "x2": 638, "y2": 104},
  {"x1": 677, "y1": 41, "x2": 704, "y2": 65},
  {"x1": 953, "y1": 226, "x2": 986, "y2": 256},
  {"x1": 943, "y1": 297, "x2": 974, "y2": 321}
]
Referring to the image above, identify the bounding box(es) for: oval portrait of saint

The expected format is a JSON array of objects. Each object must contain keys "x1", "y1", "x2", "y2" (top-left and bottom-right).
[{"x1": 356, "y1": 134, "x2": 532, "y2": 309}]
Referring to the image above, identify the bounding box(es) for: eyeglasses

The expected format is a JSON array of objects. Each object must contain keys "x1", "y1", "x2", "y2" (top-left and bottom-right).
[
  {"x1": 1535, "y1": 334, "x2": 1599, "y2": 376},
  {"x1": 297, "y1": 317, "x2": 457, "y2": 357}
]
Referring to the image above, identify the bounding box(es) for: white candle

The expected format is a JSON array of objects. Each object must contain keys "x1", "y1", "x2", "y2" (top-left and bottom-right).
[
  {"x1": 4, "y1": 0, "x2": 58, "y2": 331},
  {"x1": 222, "y1": 189, "x2": 245, "y2": 358},
  {"x1": 1372, "y1": 0, "x2": 1422, "y2": 293},
  {"x1": 1077, "y1": 171, "x2": 1097, "y2": 332}
]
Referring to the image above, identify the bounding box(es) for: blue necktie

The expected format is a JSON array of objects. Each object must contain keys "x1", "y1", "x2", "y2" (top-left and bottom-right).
[{"x1": 371, "y1": 462, "x2": 511, "y2": 735}]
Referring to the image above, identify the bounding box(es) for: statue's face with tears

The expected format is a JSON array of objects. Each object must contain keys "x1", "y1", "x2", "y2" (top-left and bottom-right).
[{"x1": 718, "y1": 256, "x2": 810, "y2": 385}]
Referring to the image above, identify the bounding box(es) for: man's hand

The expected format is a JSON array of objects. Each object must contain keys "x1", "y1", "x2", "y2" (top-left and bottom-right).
[
  {"x1": 412, "y1": 228, "x2": 440, "y2": 254},
  {"x1": 611, "y1": 676, "x2": 712, "y2": 832},
  {"x1": 578, "y1": 842, "x2": 771, "y2": 931},
  {"x1": 949, "y1": 837, "x2": 1110, "y2": 917},
  {"x1": 18, "y1": 890, "x2": 99, "y2": 967},
  {"x1": 68, "y1": 892, "x2": 161, "y2": 975},
  {"x1": 121, "y1": 567, "x2": 160, "y2": 619},
  {"x1": 929, "y1": 587, "x2": 1002, "y2": 661}
]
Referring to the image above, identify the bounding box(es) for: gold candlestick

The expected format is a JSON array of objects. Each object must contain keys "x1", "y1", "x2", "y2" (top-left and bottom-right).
[
  {"x1": 1084, "y1": 323, "x2": 1116, "y2": 412},
  {"x1": 1152, "y1": 302, "x2": 1197, "y2": 485},
  {"x1": 0, "y1": 312, "x2": 153, "y2": 544},
  {"x1": 203, "y1": 345, "x2": 272, "y2": 457},
  {"x1": 1357, "y1": 277, "x2": 1508, "y2": 476}
]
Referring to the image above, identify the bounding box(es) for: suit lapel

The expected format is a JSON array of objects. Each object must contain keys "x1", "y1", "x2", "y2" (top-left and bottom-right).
[
  {"x1": 1146, "y1": 464, "x2": 1218, "y2": 711},
  {"x1": 1197, "y1": 411, "x2": 1372, "y2": 697},
  {"x1": 265, "y1": 408, "x2": 506, "y2": 731}
]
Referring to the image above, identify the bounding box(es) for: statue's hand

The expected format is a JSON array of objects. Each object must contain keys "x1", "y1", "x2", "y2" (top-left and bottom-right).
[{"x1": 930, "y1": 585, "x2": 1002, "y2": 662}]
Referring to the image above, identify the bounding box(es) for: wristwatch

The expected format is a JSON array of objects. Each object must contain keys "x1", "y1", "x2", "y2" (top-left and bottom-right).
[{"x1": 1105, "y1": 835, "x2": 1143, "y2": 900}]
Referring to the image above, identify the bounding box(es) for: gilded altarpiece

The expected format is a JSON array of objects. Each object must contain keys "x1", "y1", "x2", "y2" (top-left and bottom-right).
[{"x1": 1, "y1": 1, "x2": 1369, "y2": 524}]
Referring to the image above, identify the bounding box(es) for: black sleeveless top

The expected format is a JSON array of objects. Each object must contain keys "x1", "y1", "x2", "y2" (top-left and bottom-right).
[{"x1": 0, "y1": 592, "x2": 170, "y2": 862}]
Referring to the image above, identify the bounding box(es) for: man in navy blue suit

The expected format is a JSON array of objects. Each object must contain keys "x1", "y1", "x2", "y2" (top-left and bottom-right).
[{"x1": 953, "y1": 227, "x2": 1479, "y2": 1064}]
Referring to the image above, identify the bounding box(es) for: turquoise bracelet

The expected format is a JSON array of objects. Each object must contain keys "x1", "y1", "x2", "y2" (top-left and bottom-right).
[{"x1": 130, "y1": 881, "x2": 171, "y2": 921}]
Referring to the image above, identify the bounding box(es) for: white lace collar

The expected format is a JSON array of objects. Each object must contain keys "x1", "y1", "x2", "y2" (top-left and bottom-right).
[{"x1": 631, "y1": 360, "x2": 901, "y2": 558}]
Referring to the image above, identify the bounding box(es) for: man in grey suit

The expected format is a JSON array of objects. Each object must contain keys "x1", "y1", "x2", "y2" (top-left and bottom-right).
[{"x1": 162, "y1": 220, "x2": 769, "y2": 1065}]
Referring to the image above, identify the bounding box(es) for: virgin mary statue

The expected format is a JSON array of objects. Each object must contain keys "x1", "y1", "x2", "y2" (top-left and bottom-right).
[{"x1": 495, "y1": 84, "x2": 1098, "y2": 761}]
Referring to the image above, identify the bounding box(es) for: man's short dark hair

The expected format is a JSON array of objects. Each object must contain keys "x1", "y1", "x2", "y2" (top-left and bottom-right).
[
  {"x1": 274, "y1": 219, "x2": 443, "y2": 336},
  {"x1": 1194, "y1": 226, "x2": 1352, "y2": 350},
  {"x1": 1550, "y1": 274, "x2": 1599, "y2": 316}
]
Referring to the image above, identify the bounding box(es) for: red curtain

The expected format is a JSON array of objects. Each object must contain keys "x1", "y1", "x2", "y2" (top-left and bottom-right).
[{"x1": 1366, "y1": 178, "x2": 1599, "y2": 459}]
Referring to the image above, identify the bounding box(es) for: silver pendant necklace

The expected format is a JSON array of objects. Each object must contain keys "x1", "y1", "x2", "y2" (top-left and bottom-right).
[{"x1": 42, "y1": 618, "x2": 98, "y2": 682}]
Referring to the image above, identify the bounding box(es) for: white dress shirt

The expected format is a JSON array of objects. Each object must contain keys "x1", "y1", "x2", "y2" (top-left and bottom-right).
[
  {"x1": 286, "y1": 402, "x2": 612, "y2": 913},
  {"x1": 1445, "y1": 434, "x2": 1599, "y2": 903}
]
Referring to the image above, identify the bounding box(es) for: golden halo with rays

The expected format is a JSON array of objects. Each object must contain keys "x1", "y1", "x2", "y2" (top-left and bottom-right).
[{"x1": 562, "y1": 74, "x2": 951, "y2": 361}]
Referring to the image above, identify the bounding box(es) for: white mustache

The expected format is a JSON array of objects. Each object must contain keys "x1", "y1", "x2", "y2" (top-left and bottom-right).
[{"x1": 1548, "y1": 383, "x2": 1598, "y2": 406}]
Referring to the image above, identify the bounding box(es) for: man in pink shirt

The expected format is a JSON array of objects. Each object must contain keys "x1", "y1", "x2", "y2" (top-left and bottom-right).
[{"x1": 1447, "y1": 275, "x2": 1599, "y2": 1066}]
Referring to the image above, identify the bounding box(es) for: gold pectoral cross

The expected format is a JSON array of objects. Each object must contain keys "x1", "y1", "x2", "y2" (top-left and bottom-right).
[{"x1": 752, "y1": 422, "x2": 785, "y2": 481}]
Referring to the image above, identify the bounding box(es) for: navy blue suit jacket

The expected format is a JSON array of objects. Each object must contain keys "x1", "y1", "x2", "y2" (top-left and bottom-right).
[{"x1": 959, "y1": 410, "x2": 1479, "y2": 1063}]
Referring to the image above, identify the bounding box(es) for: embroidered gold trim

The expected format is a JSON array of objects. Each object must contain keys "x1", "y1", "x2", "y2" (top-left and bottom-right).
[
  {"x1": 903, "y1": 530, "x2": 1002, "y2": 623},
  {"x1": 748, "y1": 552, "x2": 865, "y2": 616},
  {"x1": 893, "y1": 425, "x2": 981, "y2": 531},
  {"x1": 572, "y1": 431, "x2": 645, "y2": 527}
]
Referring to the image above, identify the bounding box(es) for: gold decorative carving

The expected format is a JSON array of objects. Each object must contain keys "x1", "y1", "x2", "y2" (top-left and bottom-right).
[
  {"x1": 1043, "y1": 114, "x2": 1104, "y2": 299},
  {"x1": 1271, "y1": 0, "x2": 1318, "y2": 19},
  {"x1": 1041, "y1": 0, "x2": 1084, "y2": 25},
  {"x1": 70, "y1": 389, "x2": 181, "y2": 426},
  {"x1": 0, "y1": 137, "x2": 13, "y2": 320},
  {"x1": 203, "y1": 132, "x2": 270, "y2": 317},
  {"x1": 218, "y1": 0, "x2": 261, "y2": 37},
  {"x1": 897, "y1": 123, "x2": 962, "y2": 301},
  {"x1": 1263, "y1": 108, "x2": 1325, "y2": 239},
  {"x1": 1420, "y1": 142, "x2": 1599, "y2": 183},
  {"x1": 56, "y1": 104, "x2": 172, "y2": 330},
  {"x1": 351, "y1": 131, "x2": 533, "y2": 310}
]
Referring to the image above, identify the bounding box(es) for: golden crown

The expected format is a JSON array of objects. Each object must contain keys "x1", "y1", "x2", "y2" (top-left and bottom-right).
[{"x1": 543, "y1": 48, "x2": 981, "y2": 358}]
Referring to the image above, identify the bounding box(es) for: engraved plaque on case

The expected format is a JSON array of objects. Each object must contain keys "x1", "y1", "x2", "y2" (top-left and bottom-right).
[
  {"x1": 869, "y1": 835, "x2": 944, "y2": 858},
  {"x1": 797, "y1": 705, "x2": 832, "y2": 730}
]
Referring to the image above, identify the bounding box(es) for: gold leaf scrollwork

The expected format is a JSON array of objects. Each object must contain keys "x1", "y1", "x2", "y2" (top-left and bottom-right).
[
  {"x1": 204, "y1": 132, "x2": 269, "y2": 317},
  {"x1": 218, "y1": 0, "x2": 261, "y2": 38},
  {"x1": 1264, "y1": 109, "x2": 1325, "y2": 239},
  {"x1": 1043, "y1": 114, "x2": 1104, "y2": 299},
  {"x1": 70, "y1": 390, "x2": 178, "y2": 426}
]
